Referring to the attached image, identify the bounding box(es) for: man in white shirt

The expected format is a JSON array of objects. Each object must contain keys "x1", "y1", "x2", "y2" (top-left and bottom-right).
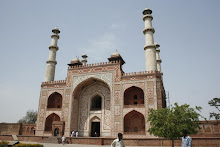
[
  {"x1": 62, "y1": 135, "x2": 66, "y2": 145},
  {"x1": 181, "y1": 129, "x2": 192, "y2": 147},
  {"x1": 111, "y1": 133, "x2": 125, "y2": 147}
]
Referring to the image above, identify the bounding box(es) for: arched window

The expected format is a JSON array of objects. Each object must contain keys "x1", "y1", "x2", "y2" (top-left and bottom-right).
[
  {"x1": 45, "y1": 113, "x2": 60, "y2": 131},
  {"x1": 124, "y1": 110, "x2": 145, "y2": 134},
  {"x1": 91, "y1": 95, "x2": 102, "y2": 111},
  {"x1": 47, "y1": 92, "x2": 62, "y2": 109},
  {"x1": 124, "y1": 86, "x2": 144, "y2": 106}
]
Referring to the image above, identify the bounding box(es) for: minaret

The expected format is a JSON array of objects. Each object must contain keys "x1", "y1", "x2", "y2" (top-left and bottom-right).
[
  {"x1": 143, "y1": 8, "x2": 157, "y2": 71},
  {"x1": 44, "y1": 27, "x2": 60, "y2": 82},
  {"x1": 155, "y1": 43, "x2": 162, "y2": 72}
]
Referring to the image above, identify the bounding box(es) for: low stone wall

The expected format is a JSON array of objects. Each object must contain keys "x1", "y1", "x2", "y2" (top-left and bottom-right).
[
  {"x1": 0, "y1": 135, "x2": 220, "y2": 146},
  {"x1": 0, "y1": 123, "x2": 21, "y2": 135}
]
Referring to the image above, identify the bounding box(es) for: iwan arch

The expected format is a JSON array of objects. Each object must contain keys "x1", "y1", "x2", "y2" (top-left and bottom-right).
[{"x1": 36, "y1": 8, "x2": 166, "y2": 138}]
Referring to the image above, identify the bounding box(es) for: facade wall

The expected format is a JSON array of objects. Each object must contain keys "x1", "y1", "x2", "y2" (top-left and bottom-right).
[{"x1": 35, "y1": 61, "x2": 166, "y2": 138}]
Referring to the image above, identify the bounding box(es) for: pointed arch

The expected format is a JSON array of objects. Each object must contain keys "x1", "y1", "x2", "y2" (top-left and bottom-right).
[
  {"x1": 45, "y1": 113, "x2": 60, "y2": 131},
  {"x1": 124, "y1": 86, "x2": 144, "y2": 106},
  {"x1": 91, "y1": 95, "x2": 102, "y2": 111},
  {"x1": 124, "y1": 110, "x2": 145, "y2": 134},
  {"x1": 47, "y1": 92, "x2": 62, "y2": 109},
  {"x1": 72, "y1": 77, "x2": 110, "y2": 100}
]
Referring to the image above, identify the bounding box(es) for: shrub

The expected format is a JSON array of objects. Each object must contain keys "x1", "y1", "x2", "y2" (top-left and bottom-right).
[
  {"x1": 0, "y1": 141, "x2": 8, "y2": 147},
  {"x1": 15, "y1": 143, "x2": 44, "y2": 147}
]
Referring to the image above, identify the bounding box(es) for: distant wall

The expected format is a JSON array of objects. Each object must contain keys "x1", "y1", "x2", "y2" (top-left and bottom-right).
[
  {"x1": 0, "y1": 121, "x2": 219, "y2": 137},
  {"x1": 0, "y1": 123, "x2": 21, "y2": 135},
  {"x1": 0, "y1": 123, "x2": 36, "y2": 136}
]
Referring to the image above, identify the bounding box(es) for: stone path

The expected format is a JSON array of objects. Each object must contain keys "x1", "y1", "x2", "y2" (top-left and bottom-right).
[{"x1": 19, "y1": 141, "x2": 170, "y2": 147}]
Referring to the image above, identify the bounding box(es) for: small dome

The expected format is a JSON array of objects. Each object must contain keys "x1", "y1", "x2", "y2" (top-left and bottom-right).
[
  {"x1": 82, "y1": 53, "x2": 88, "y2": 58},
  {"x1": 71, "y1": 57, "x2": 80, "y2": 62},
  {"x1": 52, "y1": 26, "x2": 60, "y2": 34},
  {"x1": 111, "y1": 51, "x2": 120, "y2": 57},
  {"x1": 143, "y1": 8, "x2": 152, "y2": 15}
]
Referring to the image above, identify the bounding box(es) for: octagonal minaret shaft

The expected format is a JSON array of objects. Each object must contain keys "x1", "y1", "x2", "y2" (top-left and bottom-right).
[
  {"x1": 44, "y1": 27, "x2": 60, "y2": 82},
  {"x1": 155, "y1": 43, "x2": 162, "y2": 72},
  {"x1": 143, "y1": 8, "x2": 157, "y2": 71}
]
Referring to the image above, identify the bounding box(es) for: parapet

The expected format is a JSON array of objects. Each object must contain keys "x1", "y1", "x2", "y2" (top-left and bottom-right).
[
  {"x1": 41, "y1": 80, "x2": 66, "y2": 87},
  {"x1": 68, "y1": 60, "x2": 120, "y2": 70}
]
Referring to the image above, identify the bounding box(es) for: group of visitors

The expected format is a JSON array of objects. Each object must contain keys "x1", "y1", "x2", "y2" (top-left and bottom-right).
[{"x1": 70, "y1": 130, "x2": 78, "y2": 137}]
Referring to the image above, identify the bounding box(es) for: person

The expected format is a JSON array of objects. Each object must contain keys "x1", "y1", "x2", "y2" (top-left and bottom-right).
[
  {"x1": 111, "y1": 133, "x2": 125, "y2": 147},
  {"x1": 62, "y1": 135, "x2": 66, "y2": 145},
  {"x1": 94, "y1": 132, "x2": 98, "y2": 137},
  {"x1": 76, "y1": 131, "x2": 78, "y2": 137},
  {"x1": 71, "y1": 130, "x2": 75, "y2": 137},
  {"x1": 181, "y1": 129, "x2": 192, "y2": 147}
]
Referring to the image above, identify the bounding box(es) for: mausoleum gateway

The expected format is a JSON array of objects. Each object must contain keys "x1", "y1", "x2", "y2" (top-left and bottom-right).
[{"x1": 36, "y1": 8, "x2": 166, "y2": 138}]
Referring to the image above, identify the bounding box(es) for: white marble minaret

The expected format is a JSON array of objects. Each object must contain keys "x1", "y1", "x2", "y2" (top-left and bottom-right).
[
  {"x1": 143, "y1": 8, "x2": 157, "y2": 71},
  {"x1": 155, "y1": 43, "x2": 162, "y2": 72},
  {"x1": 44, "y1": 27, "x2": 60, "y2": 82}
]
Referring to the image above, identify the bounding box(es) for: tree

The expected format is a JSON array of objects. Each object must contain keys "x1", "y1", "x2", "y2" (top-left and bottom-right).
[
  {"x1": 208, "y1": 98, "x2": 220, "y2": 120},
  {"x1": 18, "y1": 110, "x2": 37, "y2": 124},
  {"x1": 148, "y1": 103, "x2": 202, "y2": 147}
]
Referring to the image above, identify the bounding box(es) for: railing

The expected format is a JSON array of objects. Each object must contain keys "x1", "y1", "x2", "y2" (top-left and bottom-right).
[
  {"x1": 47, "y1": 108, "x2": 62, "y2": 111},
  {"x1": 124, "y1": 131, "x2": 146, "y2": 135},
  {"x1": 124, "y1": 104, "x2": 145, "y2": 108}
]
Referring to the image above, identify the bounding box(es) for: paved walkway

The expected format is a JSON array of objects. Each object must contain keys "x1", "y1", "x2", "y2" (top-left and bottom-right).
[{"x1": 17, "y1": 141, "x2": 171, "y2": 147}]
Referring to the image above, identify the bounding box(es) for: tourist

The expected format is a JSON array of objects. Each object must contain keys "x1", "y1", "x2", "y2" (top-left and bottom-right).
[
  {"x1": 94, "y1": 132, "x2": 98, "y2": 137},
  {"x1": 111, "y1": 133, "x2": 125, "y2": 147},
  {"x1": 71, "y1": 130, "x2": 75, "y2": 137},
  {"x1": 76, "y1": 131, "x2": 78, "y2": 137},
  {"x1": 181, "y1": 129, "x2": 192, "y2": 147},
  {"x1": 62, "y1": 135, "x2": 66, "y2": 145}
]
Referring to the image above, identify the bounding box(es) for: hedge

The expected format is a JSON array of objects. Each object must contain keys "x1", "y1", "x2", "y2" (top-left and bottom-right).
[{"x1": 0, "y1": 141, "x2": 43, "y2": 147}]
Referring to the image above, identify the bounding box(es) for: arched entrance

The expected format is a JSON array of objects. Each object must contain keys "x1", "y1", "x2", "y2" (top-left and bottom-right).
[
  {"x1": 90, "y1": 117, "x2": 101, "y2": 137},
  {"x1": 45, "y1": 113, "x2": 60, "y2": 132},
  {"x1": 71, "y1": 77, "x2": 111, "y2": 137},
  {"x1": 124, "y1": 110, "x2": 145, "y2": 134}
]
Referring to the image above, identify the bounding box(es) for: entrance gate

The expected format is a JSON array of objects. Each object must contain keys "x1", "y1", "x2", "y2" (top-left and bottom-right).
[{"x1": 91, "y1": 122, "x2": 100, "y2": 137}]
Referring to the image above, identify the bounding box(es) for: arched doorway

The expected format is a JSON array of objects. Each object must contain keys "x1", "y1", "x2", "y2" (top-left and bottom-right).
[
  {"x1": 45, "y1": 113, "x2": 60, "y2": 132},
  {"x1": 91, "y1": 95, "x2": 102, "y2": 111},
  {"x1": 71, "y1": 77, "x2": 111, "y2": 137},
  {"x1": 90, "y1": 117, "x2": 101, "y2": 137},
  {"x1": 124, "y1": 86, "x2": 144, "y2": 106},
  {"x1": 47, "y1": 92, "x2": 62, "y2": 109},
  {"x1": 124, "y1": 110, "x2": 145, "y2": 134}
]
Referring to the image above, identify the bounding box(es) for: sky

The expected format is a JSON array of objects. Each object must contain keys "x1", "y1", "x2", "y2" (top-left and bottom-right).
[{"x1": 0, "y1": 0, "x2": 219, "y2": 123}]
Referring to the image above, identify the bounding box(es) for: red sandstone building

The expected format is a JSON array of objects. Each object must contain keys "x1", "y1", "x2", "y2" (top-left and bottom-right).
[
  {"x1": 0, "y1": 8, "x2": 220, "y2": 147},
  {"x1": 35, "y1": 8, "x2": 166, "y2": 138}
]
